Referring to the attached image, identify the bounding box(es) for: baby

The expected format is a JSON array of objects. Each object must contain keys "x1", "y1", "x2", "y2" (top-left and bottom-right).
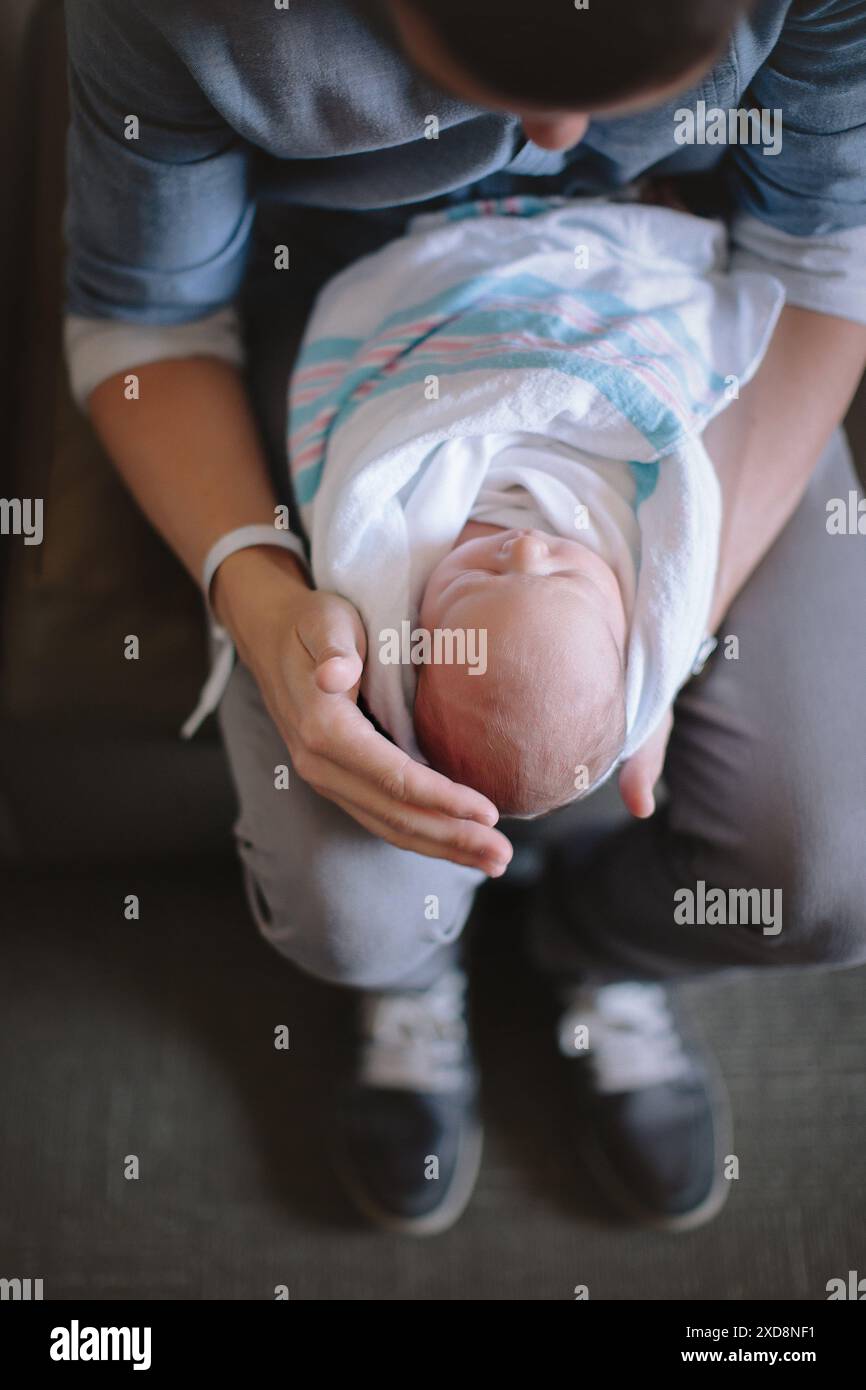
[
  {"x1": 410, "y1": 424, "x2": 643, "y2": 817},
  {"x1": 287, "y1": 196, "x2": 785, "y2": 819},
  {"x1": 414, "y1": 513, "x2": 629, "y2": 818}
]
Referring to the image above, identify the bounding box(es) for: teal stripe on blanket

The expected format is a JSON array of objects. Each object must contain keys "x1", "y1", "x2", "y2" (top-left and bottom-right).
[
  {"x1": 294, "y1": 268, "x2": 722, "y2": 403},
  {"x1": 294, "y1": 344, "x2": 696, "y2": 460},
  {"x1": 443, "y1": 195, "x2": 560, "y2": 221},
  {"x1": 294, "y1": 335, "x2": 361, "y2": 364},
  {"x1": 291, "y1": 274, "x2": 724, "y2": 425},
  {"x1": 294, "y1": 459, "x2": 325, "y2": 506},
  {"x1": 370, "y1": 271, "x2": 722, "y2": 389},
  {"x1": 292, "y1": 348, "x2": 683, "y2": 506},
  {"x1": 628, "y1": 460, "x2": 660, "y2": 509}
]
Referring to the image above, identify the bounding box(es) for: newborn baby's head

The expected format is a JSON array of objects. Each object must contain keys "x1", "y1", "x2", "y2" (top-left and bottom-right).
[{"x1": 414, "y1": 524, "x2": 627, "y2": 818}]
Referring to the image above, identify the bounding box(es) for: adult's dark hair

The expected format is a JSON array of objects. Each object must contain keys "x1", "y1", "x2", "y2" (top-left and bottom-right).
[{"x1": 401, "y1": 0, "x2": 749, "y2": 109}]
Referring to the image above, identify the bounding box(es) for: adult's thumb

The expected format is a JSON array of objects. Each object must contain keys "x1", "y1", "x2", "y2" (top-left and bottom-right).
[{"x1": 298, "y1": 600, "x2": 365, "y2": 694}]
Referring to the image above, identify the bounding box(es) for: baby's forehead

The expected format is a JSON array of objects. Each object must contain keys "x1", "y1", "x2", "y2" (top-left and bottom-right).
[{"x1": 423, "y1": 590, "x2": 616, "y2": 687}]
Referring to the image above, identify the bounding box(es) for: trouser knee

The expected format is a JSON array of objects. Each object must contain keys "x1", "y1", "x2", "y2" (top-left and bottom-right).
[{"x1": 236, "y1": 834, "x2": 479, "y2": 989}]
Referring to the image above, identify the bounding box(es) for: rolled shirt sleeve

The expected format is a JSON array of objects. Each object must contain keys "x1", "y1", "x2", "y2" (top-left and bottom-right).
[
  {"x1": 729, "y1": 214, "x2": 866, "y2": 324},
  {"x1": 728, "y1": 0, "x2": 866, "y2": 323},
  {"x1": 64, "y1": 308, "x2": 246, "y2": 409},
  {"x1": 63, "y1": 0, "x2": 255, "y2": 395}
]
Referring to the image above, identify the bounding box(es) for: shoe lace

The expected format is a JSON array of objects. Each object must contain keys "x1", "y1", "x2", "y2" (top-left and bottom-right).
[
  {"x1": 557, "y1": 983, "x2": 693, "y2": 1094},
  {"x1": 360, "y1": 969, "x2": 470, "y2": 1094}
]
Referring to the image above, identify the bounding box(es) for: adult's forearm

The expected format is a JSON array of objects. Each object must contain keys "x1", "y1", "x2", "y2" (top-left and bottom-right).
[
  {"x1": 703, "y1": 305, "x2": 866, "y2": 631},
  {"x1": 87, "y1": 356, "x2": 310, "y2": 633}
]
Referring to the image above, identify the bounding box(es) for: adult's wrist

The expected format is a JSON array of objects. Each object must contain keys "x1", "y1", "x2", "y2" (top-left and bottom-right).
[{"x1": 211, "y1": 543, "x2": 310, "y2": 658}]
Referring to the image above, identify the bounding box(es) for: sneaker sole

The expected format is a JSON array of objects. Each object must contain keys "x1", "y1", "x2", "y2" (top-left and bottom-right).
[
  {"x1": 332, "y1": 1114, "x2": 484, "y2": 1238},
  {"x1": 576, "y1": 1052, "x2": 734, "y2": 1233}
]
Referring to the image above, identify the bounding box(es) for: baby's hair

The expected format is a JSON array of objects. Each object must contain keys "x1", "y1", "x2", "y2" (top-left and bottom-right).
[{"x1": 414, "y1": 632, "x2": 626, "y2": 820}]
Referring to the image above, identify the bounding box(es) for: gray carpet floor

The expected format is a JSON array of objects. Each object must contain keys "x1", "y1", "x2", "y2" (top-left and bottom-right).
[{"x1": 1, "y1": 859, "x2": 864, "y2": 1301}]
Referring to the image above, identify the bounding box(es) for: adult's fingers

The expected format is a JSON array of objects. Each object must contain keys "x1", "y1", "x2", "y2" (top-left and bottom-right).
[
  {"x1": 618, "y1": 758, "x2": 656, "y2": 819},
  {"x1": 327, "y1": 792, "x2": 511, "y2": 877},
  {"x1": 298, "y1": 737, "x2": 512, "y2": 867},
  {"x1": 618, "y1": 710, "x2": 673, "y2": 819},
  {"x1": 302, "y1": 692, "x2": 501, "y2": 828},
  {"x1": 332, "y1": 775, "x2": 511, "y2": 869}
]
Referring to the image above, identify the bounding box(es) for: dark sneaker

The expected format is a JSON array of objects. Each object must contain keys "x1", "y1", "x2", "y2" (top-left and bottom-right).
[
  {"x1": 331, "y1": 969, "x2": 482, "y2": 1236},
  {"x1": 556, "y1": 982, "x2": 731, "y2": 1230}
]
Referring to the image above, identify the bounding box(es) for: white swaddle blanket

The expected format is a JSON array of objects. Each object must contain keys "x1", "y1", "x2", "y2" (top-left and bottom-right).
[{"x1": 289, "y1": 196, "x2": 785, "y2": 768}]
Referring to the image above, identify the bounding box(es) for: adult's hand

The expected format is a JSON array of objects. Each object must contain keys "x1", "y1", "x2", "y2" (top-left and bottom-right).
[
  {"x1": 618, "y1": 707, "x2": 673, "y2": 820},
  {"x1": 217, "y1": 547, "x2": 513, "y2": 876},
  {"x1": 86, "y1": 354, "x2": 505, "y2": 875}
]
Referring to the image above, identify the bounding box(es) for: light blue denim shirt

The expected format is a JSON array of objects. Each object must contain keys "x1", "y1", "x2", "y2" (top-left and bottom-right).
[{"x1": 63, "y1": 0, "x2": 866, "y2": 398}]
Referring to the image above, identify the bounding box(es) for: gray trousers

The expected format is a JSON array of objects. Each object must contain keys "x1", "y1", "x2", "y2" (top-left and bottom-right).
[{"x1": 218, "y1": 428, "x2": 866, "y2": 992}]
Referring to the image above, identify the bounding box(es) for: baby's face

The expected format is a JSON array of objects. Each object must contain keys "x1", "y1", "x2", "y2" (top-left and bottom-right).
[{"x1": 419, "y1": 523, "x2": 626, "y2": 648}]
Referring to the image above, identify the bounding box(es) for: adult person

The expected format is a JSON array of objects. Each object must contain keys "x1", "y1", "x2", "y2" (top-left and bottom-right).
[{"x1": 64, "y1": 0, "x2": 866, "y2": 1234}]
